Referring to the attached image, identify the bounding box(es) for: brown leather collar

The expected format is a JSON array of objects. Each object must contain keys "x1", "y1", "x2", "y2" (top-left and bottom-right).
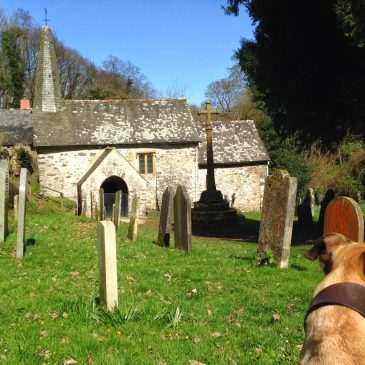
[{"x1": 305, "y1": 282, "x2": 365, "y2": 324}]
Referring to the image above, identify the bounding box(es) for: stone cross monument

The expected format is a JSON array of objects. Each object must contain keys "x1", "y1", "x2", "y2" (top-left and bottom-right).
[
  {"x1": 192, "y1": 101, "x2": 237, "y2": 228},
  {"x1": 198, "y1": 101, "x2": 220, "y2": 193}
]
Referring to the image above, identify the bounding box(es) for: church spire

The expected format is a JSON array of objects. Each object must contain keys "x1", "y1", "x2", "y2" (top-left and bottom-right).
[{"x1": 33, "y1": 25, "x2": 64, "y2": 112}]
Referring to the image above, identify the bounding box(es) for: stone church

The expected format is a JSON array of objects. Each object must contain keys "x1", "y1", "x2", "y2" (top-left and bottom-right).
[{"x1": 0, "y1": 26, "x2": 269, "y2": 217}]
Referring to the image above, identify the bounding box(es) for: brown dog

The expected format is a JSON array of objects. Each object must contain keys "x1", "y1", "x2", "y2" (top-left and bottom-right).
[{"x1": 300, "y1": 232, "x2": 365, "y2": 365}]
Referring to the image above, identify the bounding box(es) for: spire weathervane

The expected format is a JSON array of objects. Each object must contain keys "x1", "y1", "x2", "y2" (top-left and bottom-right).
[{"x1": 43, "y1": 8, "x2": 50, "y2": 26}]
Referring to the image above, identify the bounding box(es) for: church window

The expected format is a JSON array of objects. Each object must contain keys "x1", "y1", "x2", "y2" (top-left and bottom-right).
[{"x1": 138, "y1": 153, "x2": 155, "y2": 174}]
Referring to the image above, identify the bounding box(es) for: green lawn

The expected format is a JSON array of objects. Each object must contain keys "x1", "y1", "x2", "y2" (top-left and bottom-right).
[{"x1": 0, "y1": 198, "x2": 325, "y2": 364}]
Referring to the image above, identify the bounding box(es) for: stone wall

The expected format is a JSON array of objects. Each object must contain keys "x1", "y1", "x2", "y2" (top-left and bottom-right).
[
  {"x1": 37, "y1": 144, "x2": 199, "y2": 214},
  {"x1": 197, "y1": 164, "x2": 268, "y2": 211}
]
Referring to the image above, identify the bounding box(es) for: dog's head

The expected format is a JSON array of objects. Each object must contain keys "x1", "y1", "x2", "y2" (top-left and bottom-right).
[{"x1": 305, "y1": 233, "x2": 364, "y2": 275}]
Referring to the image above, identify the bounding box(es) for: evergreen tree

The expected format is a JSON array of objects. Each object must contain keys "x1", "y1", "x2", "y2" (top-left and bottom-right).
[{"x1": 225, "y1": 0, "x2": 365, "y2": 145}]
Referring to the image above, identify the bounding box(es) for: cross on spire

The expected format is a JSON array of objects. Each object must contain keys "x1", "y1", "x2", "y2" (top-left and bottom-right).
[
  {"x1": 198, "y1": 101, "x2": 220, "y2": 192},
  {"x1": 43, "y1": 8, "x2": 50, "y2": 26}
]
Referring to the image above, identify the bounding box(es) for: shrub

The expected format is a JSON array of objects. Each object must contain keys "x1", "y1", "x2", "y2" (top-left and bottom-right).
[
  {"x1": 308, "y1": 138, "x2": 365, "y2": 199},
  {"x1": 15, "y1": 146, "x2": 34, "y2": 173}
]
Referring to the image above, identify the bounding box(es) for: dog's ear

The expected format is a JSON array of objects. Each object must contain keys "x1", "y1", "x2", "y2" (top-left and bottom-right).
[{"x1": 305, "y1": 233, "x2": 353, "y2": 273}]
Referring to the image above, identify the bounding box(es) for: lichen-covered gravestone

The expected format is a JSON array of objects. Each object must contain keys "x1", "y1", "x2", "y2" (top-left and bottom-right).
[
  {"x1": 157, "y1": 187, "x2": 175, "y2": 247},
  {"x1": 324, "y1": 196, "x2": 364, "y2": 242},
  {"x1": 173, "y1": 185, "x2": 192, "y2": 253},
  {"x1": 0, "y1": 160, "x2": 9, "y2": 242},
  {"x1": 258, "y1": 170, "x2": 298, "y2": 268},
  {"x1": 97, "y1": 221, "x2": 118, "y2": 310},
  {"x1": 127, "y1": 194, "x2": 140, "y2": 241},
  {"x1": 16, "y1": 168, "x2": 28, "y2": 259}
]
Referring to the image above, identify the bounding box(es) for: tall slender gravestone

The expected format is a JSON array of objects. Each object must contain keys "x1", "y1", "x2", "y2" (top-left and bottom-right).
[
  {"x1": 258, "y1": 170, "x2": 298, "y2": 268},
  {"x1": 324, "y1": 196, "x2": 364, "y2": 242},
  {"x1": 174, "y1": 185, "x2": 192, "y2": 253},
  {"x1": 157, "y1": 187, "x2": 175, "y2": 247},
  {"x1": 16, "y1": 168, "x2": 28, "y2": 259},
  {"x1": 113, "y1": 190, "x2": 122, "y2": 231},
  {"x1": 0, "y1": 160, "x2": 9, "y2": 242},
  {"x1": 99, "y1": 188, "x2": 105, "y2": 221},
  {"x1": 127, "y1": 195, "x2": 140, "y2": 241},
  {"x1": 97, "y1": 221, "x2": 118, "y2": 309}
]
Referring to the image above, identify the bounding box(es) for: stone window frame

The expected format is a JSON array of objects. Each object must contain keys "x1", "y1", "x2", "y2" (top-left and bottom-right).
[{"x1": 137, "y1": 152, "x2": 155, "y2": 175}]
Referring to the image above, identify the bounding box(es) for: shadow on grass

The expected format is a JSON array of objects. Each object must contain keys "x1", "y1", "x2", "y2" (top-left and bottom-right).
[
  {"x1": 192, "y1": 215, "x2": 324, "y2": 246},
  {"x1": 192, "y1": 214, "x2": 259, "y2": 242},
  {"x1": 26, "y1": 237, "x2": 36, "y2": 246}
]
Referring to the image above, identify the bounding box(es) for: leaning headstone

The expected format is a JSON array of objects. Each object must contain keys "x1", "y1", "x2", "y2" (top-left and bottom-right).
[
  {"x1": 324, "y1": 196, "x2": 364, "y2": 242},
  {"x1": 16, "y1": 168, "x2": 28, "y2": 259},
  {"x1": 173, "y1": 185, "x2": 192, "y2": 253},
  {"x1": 318, "y1": 189, "x2": 335, "y2": 232},
  {"x1": 258, "y1": 170, "x2": 298, "y2": 268},
  {"x1": 127, "y1": 195, "x2": 140, "y2": 241},
  {"x1": 0, "y1": 160, "x2": 9, "y2": 242},
  {"x1": 14, "y1": 195, "x2": 19, "y2": 221},
  {"x1": 157, "y1": 187, "x2": 175, "y2": 247},
  {"x1": 113, "y1": 190, "x2": 122, "y2": 231},
  {"x1": 97, "y1": 221, "x2": 118, "y2": 310},
  {"x1": 99, "y1": 188, "x2": 105, "y2": 221}
]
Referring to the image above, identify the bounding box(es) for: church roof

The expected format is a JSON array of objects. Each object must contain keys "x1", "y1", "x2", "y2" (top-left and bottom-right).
[
  {"x1": 0, "y1": 109, "x2": 33, "y2": 146},
  {"x1": 33, "y1": 99, "x2": 200, "y2": 147},
  {"x1": 197, "y1": 120, "x2": 270, "y2": 165}
]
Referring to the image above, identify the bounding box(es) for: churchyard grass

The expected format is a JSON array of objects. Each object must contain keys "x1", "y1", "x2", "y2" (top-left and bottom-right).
[{"x1": 0, "y1": 198, "x2": 325, "y2": 364}]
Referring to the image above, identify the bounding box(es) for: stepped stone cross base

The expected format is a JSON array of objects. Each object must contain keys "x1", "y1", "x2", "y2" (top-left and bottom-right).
[{"x1": 192, "y1": 189, "x2": 237, "y2": 227}]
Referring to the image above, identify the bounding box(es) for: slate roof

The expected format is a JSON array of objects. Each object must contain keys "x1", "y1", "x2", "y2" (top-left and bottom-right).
[
  {"x1": 0, "y1": 109, "x2": 33, "y2": 146},
  {"x1": 197, "y1": 120, "x2": 270, "y2": 165},
  {"x1": 33, "y1": 99, "x2": 200, "y2": 147}
]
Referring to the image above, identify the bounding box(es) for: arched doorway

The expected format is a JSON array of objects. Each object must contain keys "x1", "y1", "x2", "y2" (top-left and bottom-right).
[{"x1": 100, "y1": 176, "x2": 129, "y2": 218}]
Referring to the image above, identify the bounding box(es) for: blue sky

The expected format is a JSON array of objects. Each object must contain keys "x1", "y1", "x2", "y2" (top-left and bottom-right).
[{"x1": 2, "y1": 1, "x2": 254, "y2": 105}]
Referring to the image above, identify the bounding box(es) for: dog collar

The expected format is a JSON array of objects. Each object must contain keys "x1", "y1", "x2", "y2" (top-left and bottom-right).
[{"x1": 305, "y1": 282, "x2": 365, "y2": 324}]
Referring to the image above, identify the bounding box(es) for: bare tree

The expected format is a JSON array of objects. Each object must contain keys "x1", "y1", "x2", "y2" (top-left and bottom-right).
[{"x1": 204, "y1": 64, "x2": 246, "y2": 118}]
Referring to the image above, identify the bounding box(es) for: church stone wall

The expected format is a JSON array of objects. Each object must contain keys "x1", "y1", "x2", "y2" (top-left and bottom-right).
[
  {"x1": 197, "y1": 164, "x2": 268, "y2": 212},
  {"x1": 37, "y1": 144, "x2": 198, "y2": 213}
]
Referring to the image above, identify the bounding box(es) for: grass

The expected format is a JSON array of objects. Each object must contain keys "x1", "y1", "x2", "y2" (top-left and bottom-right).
[{"x1": 0, "y1": 196, "x2": 330, "y2": 364}]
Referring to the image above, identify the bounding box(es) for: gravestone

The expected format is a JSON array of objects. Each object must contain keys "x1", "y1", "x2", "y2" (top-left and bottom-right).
[
  {"x1": 297, "y1": 190, "x2": 313, "y2": 229},
  {"x1": 99, "y1": 188, "x2": 105, "y2": 221},
  {"x1": 324, "y1": 196, "x2": 364, "y2": 242},
  {"x1": 127, "y1": 195, "x2": 140, "y2": 241},
  {"x1": 308, "y1": 188, "x2": 315, "y2": 217},
  {"x1": 97, "y1": 221, "x2": 118, "y2": 309},
  {"x1": 0, "y1": 160, "x2": 9, "y2": 242},
  {"x1": 82, "y1": 197, "x2": 87, "y2": 217},
  {"x1": 14, "y1": 195, "x2": 19, "y2": 221},
  {"x1": 157, "y1": 187, "x2": 175, "y2": 247},
  {"x1": 113, "y1": 190, "x2": 122, "y2": 231},
  {"x1": 318, "y1": 189, "x2": 335, "y2": 232},
  {"x1": 174, "y1": 185, "x2": 192, "y2": 253},
  {"x1": 258, "y1": 170, "x2": 298, "y2": 268},
  {"x1": 16, "y1": 168, "x2": 28, "y2": 259}
]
